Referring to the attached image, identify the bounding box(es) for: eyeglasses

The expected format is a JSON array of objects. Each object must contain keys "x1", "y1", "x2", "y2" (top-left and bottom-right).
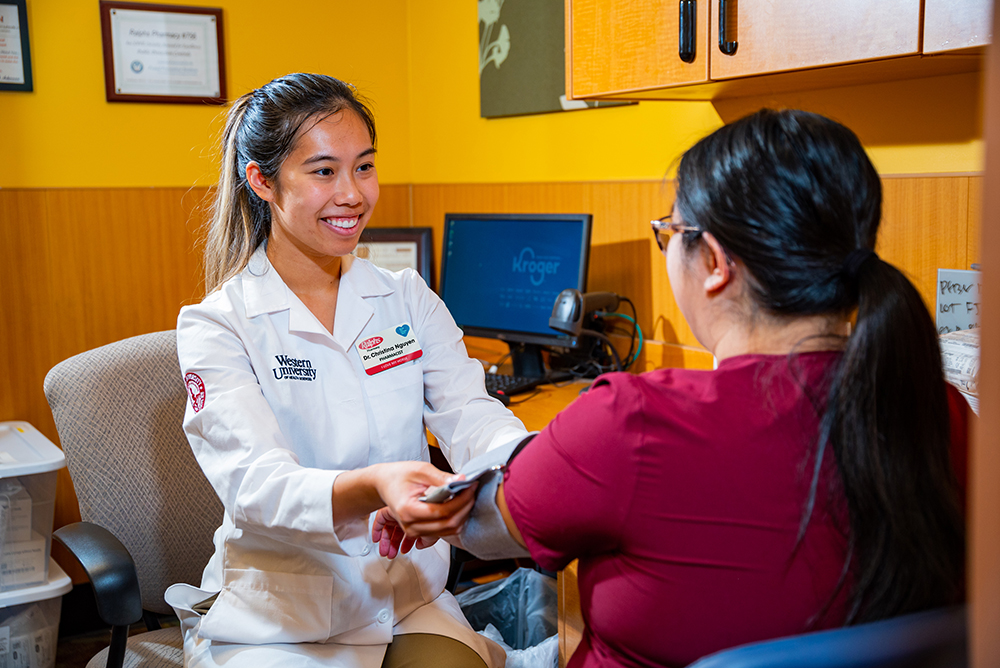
[{"x1": 650, "y1": 214, "x2": 701, "y2": 252}]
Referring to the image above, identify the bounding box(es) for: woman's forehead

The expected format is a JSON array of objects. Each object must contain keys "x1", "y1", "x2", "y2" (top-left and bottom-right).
[{"x1": 290, "y1": 110, "x2": 372, "y2": 158}]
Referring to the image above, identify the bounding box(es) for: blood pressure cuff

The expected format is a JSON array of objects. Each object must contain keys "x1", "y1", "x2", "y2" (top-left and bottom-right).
[{"x1": 446, "y1": 434, "x2": 536, "y2": 560}]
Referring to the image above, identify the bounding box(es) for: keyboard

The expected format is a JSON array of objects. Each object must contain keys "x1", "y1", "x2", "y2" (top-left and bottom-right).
[{"x1": 484, "y1": 372, "x2": 544, "y2": 399}]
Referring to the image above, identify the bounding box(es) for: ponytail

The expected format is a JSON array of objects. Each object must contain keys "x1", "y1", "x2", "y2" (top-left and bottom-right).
[
  {"x1": 822, "y1": 254, "x2": 964, "y2": 622},
  {"x1": 675, "y1": 108, "x2": 965, "y2": 624},
  {"x1": 203, "y1": 95, "x2": 267, "y2": 293},
  {"x1": 201, "y1": 73, "x2": 378, "y2": 295}
]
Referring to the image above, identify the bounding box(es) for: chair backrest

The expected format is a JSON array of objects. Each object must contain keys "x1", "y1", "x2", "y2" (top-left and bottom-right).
[
  {"x1": 687, "y1": 605, "x2": 967, "y2": 668},
  {"x1": 44, "y1": 330, "x2": 223, "y2": 615}
]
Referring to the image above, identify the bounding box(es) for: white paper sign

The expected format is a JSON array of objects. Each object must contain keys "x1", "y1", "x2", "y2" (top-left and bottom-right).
[
  {"x1": 936, "y1": 268, "x2": 981, "y2": 334},
  {"x1": 109, "y1": 8, "x2": 220, "y2": 97},
  {"x1": 0, "y1": 4, "x2": 25, "y2": 85},
  {"x1": 359, "y1": 241, "x2": 419, "y2": 273}
]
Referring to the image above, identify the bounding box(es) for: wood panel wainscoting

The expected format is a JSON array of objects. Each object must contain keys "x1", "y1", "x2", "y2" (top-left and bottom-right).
[{"x1": 0, "y1": 175, "x2": 981, "y2": 591}]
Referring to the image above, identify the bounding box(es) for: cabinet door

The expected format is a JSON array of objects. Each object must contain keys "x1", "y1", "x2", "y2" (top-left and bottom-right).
[
  {"x1": 567, "y1": 0, "x2": 709, "y2": 98},
  {"x1": 709, "y1": 0, "x2": 922, "y2": 80},
  {"x1": 924, "y1": 0, "x2": 992, "y2": 54}
]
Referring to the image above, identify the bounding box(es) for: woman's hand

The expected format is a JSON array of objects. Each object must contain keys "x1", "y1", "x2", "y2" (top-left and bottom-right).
[
  {"x1": 369, "y1": 462, "x2": 478, "y2": 557},
  {"x1": 375, "y1": 462, "x2": 477, "y2": 534},
  {"x1": 372, "y1": 508, "x2": 438, "y2": 558}
]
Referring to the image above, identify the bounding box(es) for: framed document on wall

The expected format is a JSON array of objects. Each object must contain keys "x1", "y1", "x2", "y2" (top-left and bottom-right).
[
  {"x1": 0, "y1": 0, "x2": 33, "y2": 92},
  {"x1": 99, "y1": 1, "x2": 226, "y2": 104},
  {"x1": 356, "y1": 228, "x2": 434, "y2": 290}
]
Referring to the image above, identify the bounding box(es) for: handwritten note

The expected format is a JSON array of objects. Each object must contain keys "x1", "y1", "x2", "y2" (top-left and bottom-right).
[{"x1": 936, "y1": 268, "x2": 981, "y2": 334}]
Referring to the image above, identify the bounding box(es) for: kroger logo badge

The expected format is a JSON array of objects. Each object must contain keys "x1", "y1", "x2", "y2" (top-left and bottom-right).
[
  {"x1": 359, "y1": 336, "x2": 384, "y2": 350},
  {"x1": 512, "y1": 248, "x2": 561, "y2": 287}
]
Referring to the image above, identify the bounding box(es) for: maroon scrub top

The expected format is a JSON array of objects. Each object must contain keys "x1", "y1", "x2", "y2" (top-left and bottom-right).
[{"x1": 504, "y1": 352, "x2": 968, "y2": 668}]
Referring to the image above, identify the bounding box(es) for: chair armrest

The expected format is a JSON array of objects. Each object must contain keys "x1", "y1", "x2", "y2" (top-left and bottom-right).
[{"x1": 54, "y1": 521, "x2": 143, "y2": 627}]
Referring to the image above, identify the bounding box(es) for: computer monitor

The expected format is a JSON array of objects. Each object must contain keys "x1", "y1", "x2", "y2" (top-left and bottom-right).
[{"x1": 439, "y1": 213, "x2": 593, "y2": 377}]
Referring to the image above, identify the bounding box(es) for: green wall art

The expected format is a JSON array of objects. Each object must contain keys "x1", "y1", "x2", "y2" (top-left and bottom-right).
[{"x1": 478, "y1": 0, "x2": 631, "y2": 118}]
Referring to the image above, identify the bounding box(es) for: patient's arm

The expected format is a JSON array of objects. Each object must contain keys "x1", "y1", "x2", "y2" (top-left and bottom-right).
[
  {"x1": 444, "y1": 470, "x2": 530, "y2": 559},
  {"x1": 496, "y1": 480, "x2": 526, "y2": 548}
]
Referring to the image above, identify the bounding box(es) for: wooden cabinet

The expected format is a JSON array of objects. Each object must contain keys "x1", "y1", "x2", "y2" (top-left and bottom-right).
[
  {"x1": 566, "y1": 0, "x2": 709, "y2": 98},
  {"x1": 924, "y1": 0, "x2": 993, "y2": 54},
  {"x1": 708, "y1": 0, "x2": 921, "y2": 80},
  {"x1": 566, "y1": 0, "x2": 990, "y2": 101}
]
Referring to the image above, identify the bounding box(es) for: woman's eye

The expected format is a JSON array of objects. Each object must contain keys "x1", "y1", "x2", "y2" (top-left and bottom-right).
[
  {"x1": 315, "y1": 167, "x2": 334, "y2": 176},
  {"x1": 358, "y1": 163, "x2": 375, "y2": 173}
]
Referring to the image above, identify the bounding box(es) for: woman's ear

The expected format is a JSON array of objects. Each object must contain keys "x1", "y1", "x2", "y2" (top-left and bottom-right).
[
  {"x1": 701, "y1": 232, "x2": 732, "y2": 294},
  {"x1": 246, "y1": 162, "x2": 276, "y2": 202}
]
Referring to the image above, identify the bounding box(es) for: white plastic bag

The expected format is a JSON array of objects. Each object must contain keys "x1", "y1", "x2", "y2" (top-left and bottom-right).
[
  {"x1": 480, "y1": 623, "x2": 558, "y2": 668},
  {"x1": 457, "y1": 568, "x2": 558, "y2": 668}
]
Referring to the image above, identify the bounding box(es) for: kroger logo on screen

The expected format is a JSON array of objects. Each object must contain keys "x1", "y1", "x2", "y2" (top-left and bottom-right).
[{"x1": 512, "y1": 248, "x2": 561, "y2": 286}]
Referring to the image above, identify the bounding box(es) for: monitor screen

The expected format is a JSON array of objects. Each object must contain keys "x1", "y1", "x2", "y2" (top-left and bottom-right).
[{"x1": 439, "y1": 213, "x2": 592, "y2": 351}]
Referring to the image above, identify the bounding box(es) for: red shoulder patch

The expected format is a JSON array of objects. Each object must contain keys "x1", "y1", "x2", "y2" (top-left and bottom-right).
[{"x1": 184, "y1": 372, "x2": 206, "y2": 413}]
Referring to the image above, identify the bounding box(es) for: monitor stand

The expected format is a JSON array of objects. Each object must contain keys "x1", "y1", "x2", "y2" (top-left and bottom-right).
[{"x1": 508, "y1": 342, "x2": 546, "y2": 379}]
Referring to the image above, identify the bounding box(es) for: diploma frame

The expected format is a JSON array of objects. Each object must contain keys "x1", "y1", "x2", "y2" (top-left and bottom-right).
[
  {"x1": 358, "y1": 227, "x2": 435, "y2": 291},
  {"x1": 99, "y1": 1, "x2": 226, "y2": 104},
  {"x1": 0, "y1": 0, "x2": 33, "y2": 92}
]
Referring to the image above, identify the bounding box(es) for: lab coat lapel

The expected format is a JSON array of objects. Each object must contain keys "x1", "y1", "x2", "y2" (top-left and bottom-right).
[
  {"x1": 243, "y1": 248, "x2": 334, "y2": 338},
  {"x1": 332, "y1": 256, "x2": 392, "y2": 351},
  {"x1": 243, "y1": 247, "x2": 291, "y2": 319},
  {"x1": 242, "y1": 249, "x2": 394, "y2": 348}
]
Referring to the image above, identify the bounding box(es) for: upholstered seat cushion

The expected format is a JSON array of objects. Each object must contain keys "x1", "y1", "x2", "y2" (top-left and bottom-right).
[{"x1": 85, "y1": 628, "x2": 183, "y2": 668}]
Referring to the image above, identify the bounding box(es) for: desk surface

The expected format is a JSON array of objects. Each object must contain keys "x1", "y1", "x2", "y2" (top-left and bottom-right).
[{"x1": 504, "y1": 380, "x2": 587, "y2": 431}]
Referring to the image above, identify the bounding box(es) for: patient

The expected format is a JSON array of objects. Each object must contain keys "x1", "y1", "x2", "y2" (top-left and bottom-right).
[
  {"x1": 376, "y1": 109, "x2": 968, "y2": 666},
  {"x1": 489, "y1": 109, "x2": 969, "y2": 667}
]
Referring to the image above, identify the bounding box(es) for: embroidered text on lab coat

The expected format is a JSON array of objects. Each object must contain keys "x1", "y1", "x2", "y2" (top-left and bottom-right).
[{"x1": 272, "y1": 355, "x2": 318, "y2": 381}]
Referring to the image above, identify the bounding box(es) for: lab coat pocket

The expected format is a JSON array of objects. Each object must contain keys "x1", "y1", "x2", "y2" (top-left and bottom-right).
[
  {"x1": 411, "y1": 540, "x2": 450, "y2": 604},
  {"x1": 198, "y1": 569, "x2": 333, "y2": 645},
  {"x1": 364, "y1": 362, "x2": 425, "y2": 455}
]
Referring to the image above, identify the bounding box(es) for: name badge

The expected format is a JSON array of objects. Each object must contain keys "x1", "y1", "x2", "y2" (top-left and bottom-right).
[{"x1": 357, "y1": 323, "x2": 423, "y2": 375}]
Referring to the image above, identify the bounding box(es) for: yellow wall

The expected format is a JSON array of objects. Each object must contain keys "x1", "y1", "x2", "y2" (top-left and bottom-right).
[
  {"x1": 0, "y1": 0, "x2": 985, "y2": 189},
  {"x1": 0, "y1": 0, "x2": 413, "y2": 188},
  {"x1": 405, "y1": 0, "x2": 722, "y2": 184},
  {"x1": 405, "y1": 0, "x2": 984, "y2": 183}
]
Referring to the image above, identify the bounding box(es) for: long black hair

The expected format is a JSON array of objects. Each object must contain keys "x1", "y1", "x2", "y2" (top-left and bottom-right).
[{"x1": 674, "y1": 109, "x2": 964, "y2": 623}]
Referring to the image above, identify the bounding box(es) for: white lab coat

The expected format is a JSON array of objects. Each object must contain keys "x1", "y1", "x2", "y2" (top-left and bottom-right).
[{"x1": 165, "y1": 248, "x2": 527, "y2": 668}]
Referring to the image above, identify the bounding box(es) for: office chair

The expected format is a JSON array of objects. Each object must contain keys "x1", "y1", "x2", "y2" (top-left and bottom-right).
[
  {"x1": 687, "y1": 605, "x2": 967, "y2": 668},
  {"x1": 44, "y1": 330, "x2": 223, "y2": 668},
  {"x1": 44, "y1": 329, "x2": 472, "y2": 667}
]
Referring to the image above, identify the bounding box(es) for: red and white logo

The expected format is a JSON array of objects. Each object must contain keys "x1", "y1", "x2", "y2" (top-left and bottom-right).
[
  {"x1": 359, "y1": 336, "x2": 384, "y2": 350},
  {"x1": 184, "y1": 373, "x2": 206, "y2": 413}
]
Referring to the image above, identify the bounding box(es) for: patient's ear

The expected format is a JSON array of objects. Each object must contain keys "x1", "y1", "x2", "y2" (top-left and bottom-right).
[
  {"x1": 246, "y1": 162, "x2": 276, "y2": 202},
  {"x1": 701, "y1": 232, "x2": 732, "y2": 294}
]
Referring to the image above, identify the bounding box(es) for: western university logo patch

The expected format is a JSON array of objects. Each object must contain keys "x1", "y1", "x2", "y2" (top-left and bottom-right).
[
  {"x1": 184, "y1": 373, "x2": 206, "y2": 413},
  {"x1": 272, "y1": 355, "x2": 317, "y2": 381}
]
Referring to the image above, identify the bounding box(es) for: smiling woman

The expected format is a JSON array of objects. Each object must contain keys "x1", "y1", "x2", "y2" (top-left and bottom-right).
[
  {"x1": 165, "y1": 73, "x2": 530, "y2": 668},
  {"x1": 246, "y1": 109, "x2": 380, "y2": 332},
  {"x1": 201, "y1": 74, "x2": 378, "y2": 295}
]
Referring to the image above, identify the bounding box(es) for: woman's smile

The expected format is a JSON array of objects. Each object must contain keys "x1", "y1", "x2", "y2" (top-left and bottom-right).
[{"x1": 321, "y1": 214, "x2": 362, "y2": 232}]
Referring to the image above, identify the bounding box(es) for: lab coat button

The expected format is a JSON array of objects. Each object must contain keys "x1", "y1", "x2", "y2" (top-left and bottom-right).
[
  {"x1": 377, "y1": 609, "x2": 391, "y2": 624},
  {"x1": 361, "y1": 545, "x2": 371, "y2": 556}
]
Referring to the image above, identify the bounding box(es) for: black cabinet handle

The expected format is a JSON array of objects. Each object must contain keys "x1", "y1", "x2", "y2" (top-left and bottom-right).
[
  {"x1": 679, "y1": 0, "x2": 696, "y2": 63},
  {"x1": 718, "y1": 0, "x2": 738, "y2": 55}
]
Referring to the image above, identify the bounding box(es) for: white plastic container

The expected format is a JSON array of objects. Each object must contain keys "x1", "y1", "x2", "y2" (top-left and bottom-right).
[
  {"x1": 0, "y1": 423, "x2": 66, "y2": 592},
  {"x1": 0, "y1": 559, "x2": 72, "y2": 668}
]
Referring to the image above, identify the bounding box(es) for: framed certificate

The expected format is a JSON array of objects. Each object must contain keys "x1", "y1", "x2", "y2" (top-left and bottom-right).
[
  {"x1": 356, "y1": 228, "x2": 435, "y2": 290},
  {"x1": 0, "y1": 0, "x2": 33, "y2": 92},
  {"x1": 99, "y1": 1, "x2": 226, "y2": 104}
]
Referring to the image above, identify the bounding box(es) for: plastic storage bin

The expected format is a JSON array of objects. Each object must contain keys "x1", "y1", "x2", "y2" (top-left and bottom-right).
[
  {"x1": 0, "y1": 559, "x2": 72, "y2": 668},
  {"x1": 0, "y1": 423, "x2": 66, "y2": 592}
]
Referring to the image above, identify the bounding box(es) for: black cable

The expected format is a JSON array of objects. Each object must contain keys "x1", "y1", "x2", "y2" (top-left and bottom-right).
[
  {"x1": 619, "y1": 297, "x2": 638, "y2": 368},
  {"x1": 582, "y1": 330, "x2": 622, "y2": 372}
]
